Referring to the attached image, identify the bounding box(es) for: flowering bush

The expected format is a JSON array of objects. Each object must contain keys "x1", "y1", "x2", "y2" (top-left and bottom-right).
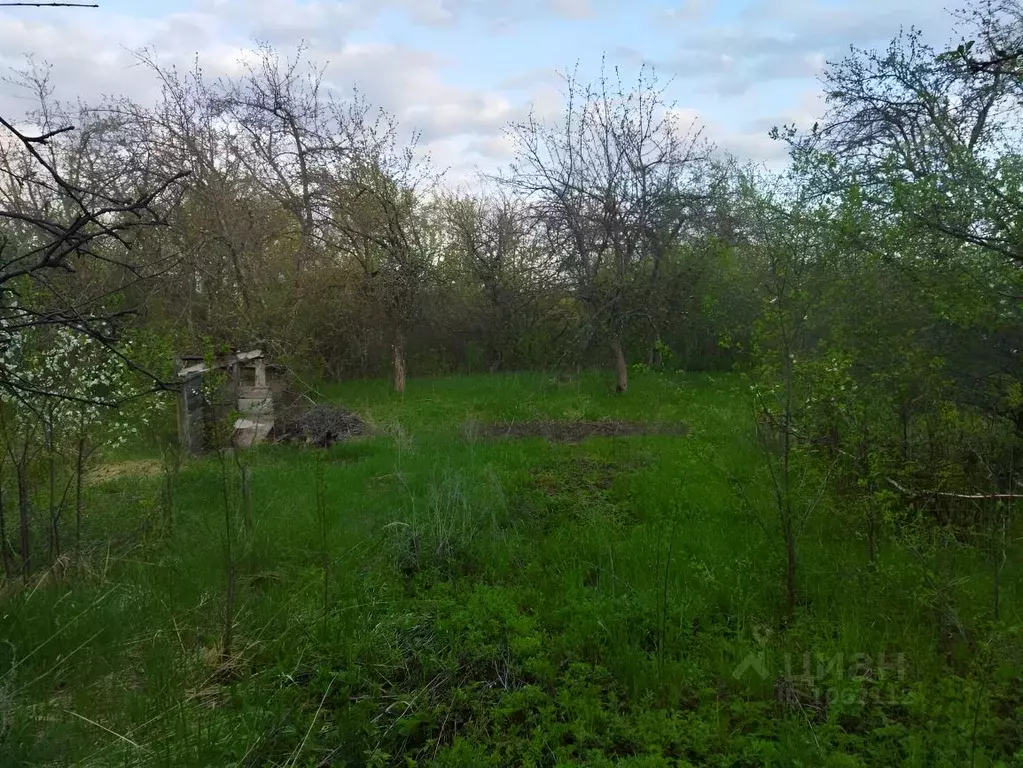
[{"x1": 1, "y1": 319, "x2": 165, "y2": 453}]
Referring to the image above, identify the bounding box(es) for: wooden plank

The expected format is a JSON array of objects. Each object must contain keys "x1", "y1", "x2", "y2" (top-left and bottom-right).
[
  {"x1": 177, "y1": 349, "x2": 263, "y2": 378},
  {"x1": 234, "y1": 419, "x2": 274, "y2": 449},
  {"x1": 238, "y1": 399, "x2": 274, "y2": 415},
  {"x1": 238, "y1": 386, "x2": 271, "y2": 400}
]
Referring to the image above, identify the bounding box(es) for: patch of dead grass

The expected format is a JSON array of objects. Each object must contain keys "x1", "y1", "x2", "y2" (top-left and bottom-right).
[{"x1": 87, "y1": 459, "x2": 164, "y2": 485}]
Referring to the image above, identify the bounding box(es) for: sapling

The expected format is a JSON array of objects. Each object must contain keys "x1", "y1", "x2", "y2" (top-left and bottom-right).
[
  {"x1": 0, "y1": 454, "x2": 9, "y2": 580},
  {"x1": 240, "y1": 463, "x2": 253, "y2": 531},
  {"x1": 315, "y1": 456, "x2": 330, "y2": 638},
  {"x1": 217, "y1": 447, "x2": 237, "y2": 664},
  {"x1": 203, "y1": 362, "x2": 239, "y2": 667},
  {"x1": 160, "y1": 443, "x2": 182, "y2": 535}
]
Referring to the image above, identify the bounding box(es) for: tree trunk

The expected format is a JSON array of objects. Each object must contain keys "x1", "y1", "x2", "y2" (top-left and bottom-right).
[
  {"x1": 0, "y1": 459, "x2": 10, "y2": 580},
  {"x1": 647, "y1": 329, "x2": 663, "y2": 370},
  {"x1": 647, "y1": 343, "x2": 659, "y2": 369},
  {"x1": 611, "y1": 339, "x2": 628, "y2": 393},
  {"x1": 994, "y1": 497, "x2": 1007, "y2": 622},
  {"x1": 218, "y1": 451, "x2": 236, "y2": 665},
  {"x1": 75, "y1": 437, "x2": 85, "y2": 547},
  {"x1": 860, "y1": 425, "x2": 876, "y2": 564},
  {"x1": 867, "y1": 505, "x2": 877, "y2": 564},
  {"x1": 392, "y1": 330, "x2": 407, "y2": 394},
  {"x1": 240, "y1": 464, "x2": 253, "y2": 530},
  {"x1": 47, "y1": 418, "x2": 59, "y2": 561},
  {"x1": 488, "y1": 333, "x2": 503, "y2": 374},
  {"x1": 17, "y1": 465, "x2": 30, "y2": 582},
  {"x1": 784, "y1": 515, "x2": 797, "y2": 618},
  {"x1": 781, "y1": 344, "x2": 797, "y2": 619}
]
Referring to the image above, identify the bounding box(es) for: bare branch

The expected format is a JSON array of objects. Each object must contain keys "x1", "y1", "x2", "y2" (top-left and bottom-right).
[
  {"x1": 887, "y1": 478, "x2": 1023, "y2": 501},
  {"x1": 0, "y1": 3, "x2": 98, "y2": 7}
]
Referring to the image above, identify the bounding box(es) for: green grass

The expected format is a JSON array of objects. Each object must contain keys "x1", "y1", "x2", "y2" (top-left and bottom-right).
[{"x1": 1, "y1": 370, "x2": 1021, "y2": 766}]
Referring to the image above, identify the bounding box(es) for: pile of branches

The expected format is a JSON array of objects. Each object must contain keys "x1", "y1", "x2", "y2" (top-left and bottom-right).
[{"x1": 274, "y1": 403, "x2": 365, "y2": 447}]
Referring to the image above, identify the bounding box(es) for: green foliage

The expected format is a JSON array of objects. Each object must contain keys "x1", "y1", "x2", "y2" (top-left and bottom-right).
[{"x1": 0, "y1": 372, "x2": 1019, "y2": 766}]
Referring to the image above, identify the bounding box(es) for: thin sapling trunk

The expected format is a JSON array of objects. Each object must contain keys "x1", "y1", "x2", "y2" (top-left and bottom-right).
[
  {"x1": 0, "y1": 456, "x2": 9, "y2": 580},
  {"x1": 17, "y1": 463, "x2": 30, "y2": 582},
  {"x1": 218, "y1": 450, "x2": 237, "y2": 664}
]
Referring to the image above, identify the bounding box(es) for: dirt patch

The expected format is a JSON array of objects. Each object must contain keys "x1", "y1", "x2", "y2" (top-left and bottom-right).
[
  {"x1": 474, "y1": 419, "x2": 688, "y2": 444},
  {"x1": 87, "y1": 459, "x2": 164, "y2": 485}
]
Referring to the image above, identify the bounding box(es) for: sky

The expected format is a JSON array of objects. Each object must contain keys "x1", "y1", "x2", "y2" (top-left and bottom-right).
[{"x1": 0, "y1": 0, "x2": 965, "y2": 182}]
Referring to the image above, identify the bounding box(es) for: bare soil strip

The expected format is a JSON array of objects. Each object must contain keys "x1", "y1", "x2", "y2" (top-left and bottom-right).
[{"x1": 475, "y1": 419, "x2": 688, "y2": 444}]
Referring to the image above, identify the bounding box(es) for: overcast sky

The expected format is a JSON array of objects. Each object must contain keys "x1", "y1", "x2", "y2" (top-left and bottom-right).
[{"x1": 0, "y1": 0, "x2": 964, "y2": 181}]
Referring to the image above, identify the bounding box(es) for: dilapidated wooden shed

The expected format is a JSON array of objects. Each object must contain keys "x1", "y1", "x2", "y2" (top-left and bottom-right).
[{"x1": 176, "y1": 349, "x2": 279, "y2": 453}]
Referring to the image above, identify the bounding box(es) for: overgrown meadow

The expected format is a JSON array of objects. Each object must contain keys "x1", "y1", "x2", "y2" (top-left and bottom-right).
[
  {"x1": 2, "y1": 370, "x2": 1020, "y2": 767},
  {"x1": 3, "y1": 1, "x2": 1023, "y2": 765}
]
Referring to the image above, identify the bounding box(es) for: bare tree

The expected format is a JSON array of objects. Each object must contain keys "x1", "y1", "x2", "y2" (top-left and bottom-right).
[
  {"x1": 443, "y1": 186, "x2": 546, "y2": 372},
  {"x1": 115, "y1": 51, "x2": 302, "y2": 343},
  {"x1": 502, "y1": 61, "x2": 710, "y2": 392},
  {"x1": 214, "y1": 43, "x2": 335, "y2": 273},
  {"x1": 329, "y1": 108, "x2": 440, "y2": 393}
]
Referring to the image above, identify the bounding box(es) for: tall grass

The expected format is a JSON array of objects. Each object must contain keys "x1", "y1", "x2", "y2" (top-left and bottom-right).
[{"x1": 0, "y1": 370, "x2": 1019, "y2": 766}]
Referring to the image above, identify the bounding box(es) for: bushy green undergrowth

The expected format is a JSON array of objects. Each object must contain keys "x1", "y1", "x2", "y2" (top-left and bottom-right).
[{"x1": 2, "y1": 371, "x2": 1021, "y2": 766}]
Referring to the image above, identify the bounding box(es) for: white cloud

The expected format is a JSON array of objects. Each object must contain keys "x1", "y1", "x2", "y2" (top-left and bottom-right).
[
  {"x1": 662, "y1": 0, "x2": 715, "y2": 23},
  {"x1": 646, "y1": 0, "x2": 952, "y2": 96},
  {"x1": 0, "y1": 0, "x2": 962, "y2": 179},
  {"x1": 0, "y1": 3, "x2": 534, "y2": 176},
  {"x1": 548, "y1": 0, "x2": 595, "y2": 20}
]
